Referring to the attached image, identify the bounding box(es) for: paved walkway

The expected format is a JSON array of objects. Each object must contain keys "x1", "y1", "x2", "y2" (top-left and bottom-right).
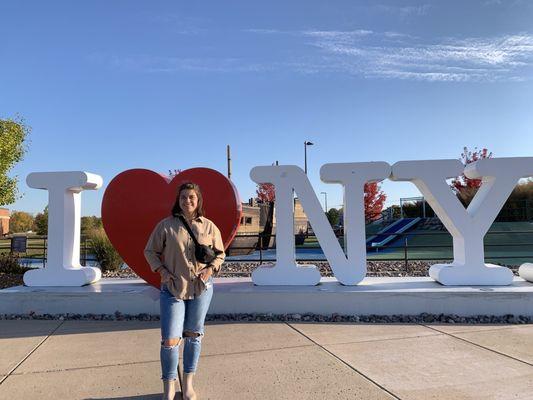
[{"x1": 0, "y1": 320, "x2": 532, "y2": 399}]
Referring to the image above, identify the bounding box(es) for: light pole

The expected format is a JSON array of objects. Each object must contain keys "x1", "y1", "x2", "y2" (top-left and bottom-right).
[
  {"x1": 304, "y1": 141, "x2": 314, "y2": 174},
  {"x1": 321, "y1": 191, "x2": 328, "y2": 212},
  {"x1": 226, "y1": 145, "x2": 231, "y2": 179}
]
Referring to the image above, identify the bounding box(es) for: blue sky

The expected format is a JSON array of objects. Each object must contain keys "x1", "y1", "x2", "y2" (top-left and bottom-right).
[{"x1": 2, "y1": 0, "x2": 533, "y2": 216}]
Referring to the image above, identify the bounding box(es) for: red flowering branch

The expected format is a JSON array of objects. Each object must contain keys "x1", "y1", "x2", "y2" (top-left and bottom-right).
[{"x1": 364, "y1": 182, "x2": 387, "y2": 223}]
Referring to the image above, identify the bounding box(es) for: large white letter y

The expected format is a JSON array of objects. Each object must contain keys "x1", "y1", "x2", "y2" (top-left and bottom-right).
[{"x1": 391, "y1": 158, "x2": 533, "y2": 286}]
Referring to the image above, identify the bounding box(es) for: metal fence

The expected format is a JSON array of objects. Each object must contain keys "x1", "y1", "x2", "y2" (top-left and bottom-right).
[
  {"x1": 1, "y1": 230, "x2": 532, "y2": 270},
  {"x1": 234, "y1": 231, "x2": 533, "y2": 265},
  {"x1": 0, "y1": 236, "x2": 91, "y2": 267}
]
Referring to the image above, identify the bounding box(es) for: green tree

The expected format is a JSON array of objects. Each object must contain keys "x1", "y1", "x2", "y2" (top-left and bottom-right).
[
  {"x1": 33, "y1": 206, "x2": 48, "y2": 235},
  {"x1": 0, "y1": 118, "x2": 30, "y2": 206},
  {"x1": 87, "y1": 227, "x2": 123, "y2": 272},
  {"x1": 81, "y1": 216, "x2": 102, "y2": 235},
  {"x1": 9, "y1": 211, "x2": 34, "y2": 233},
  {"x1": 326, "y1": 208, "x2": 340, "y2": 226}
]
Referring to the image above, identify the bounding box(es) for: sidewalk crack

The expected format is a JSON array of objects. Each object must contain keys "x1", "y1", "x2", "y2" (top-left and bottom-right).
[
  {"x1": 0, "y1": 320, "x2": 65, "y2": 386},
  {"x1": 286, "y1": 323, "x2": 402, "y2": 400},
  {"x1": 10, "y1": 360, "x2": 160, "y2": 376},
  {"x1": 421, "y1": 324, "x2": 533, "y2": 367}
]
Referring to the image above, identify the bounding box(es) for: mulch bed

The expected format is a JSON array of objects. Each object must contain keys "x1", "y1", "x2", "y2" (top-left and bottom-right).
[{"x1": 0, "y1": 273, "x2": 23, "y2": 289}]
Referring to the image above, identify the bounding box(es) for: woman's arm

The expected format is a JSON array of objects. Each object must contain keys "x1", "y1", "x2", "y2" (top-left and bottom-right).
[
  {"x1": 199, "y1": 223, "x2": 226, "y2": 281},
  {"x1": 208, "y1": 223, "x2": 226, "y2": 275},
  {"x1": 144, "y1": 221, "x2": 169, "y2": 276}
]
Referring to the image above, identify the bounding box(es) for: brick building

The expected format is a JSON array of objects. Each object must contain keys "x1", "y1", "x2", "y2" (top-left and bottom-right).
[
  {"x1": 0, "y1": 208, "x2": 10, "y2": 236},
  {"x1": 239, "y1": 198, "x2": 308, "y2": 234}
]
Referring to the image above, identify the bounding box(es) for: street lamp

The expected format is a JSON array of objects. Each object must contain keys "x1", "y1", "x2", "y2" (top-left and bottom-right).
[
  {"x1": 321, "y1": 191, "x2": 328, "y2": 212},
  {"x1": 304, "y1": 141, "x2": 314, "y2": 174}
]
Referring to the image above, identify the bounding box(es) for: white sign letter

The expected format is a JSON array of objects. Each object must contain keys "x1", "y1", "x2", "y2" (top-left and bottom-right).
[
  {"x1": 519, "y1": 263, "x2": 533, "y2": 283},
  {"x1": 23, "y1": 171, "x2": 103, "y2": 286},
  {"x1": 250, "y1": 164, "x2": 390, "y2": 285},
  {"x1": 391, "y1": 157, "x2": 533, "y2": 286},
  {"x1": 321, "y1": 162, "x2": 391, "y2": 284},
  {"x1": 250, "y1": 166, "x2": 322, "y2": 285}
]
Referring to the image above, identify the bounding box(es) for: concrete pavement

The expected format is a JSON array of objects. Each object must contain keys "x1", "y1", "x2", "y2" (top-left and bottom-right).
[{"x1": 0, "y1": 320, "x2": 532, "y2": 399}]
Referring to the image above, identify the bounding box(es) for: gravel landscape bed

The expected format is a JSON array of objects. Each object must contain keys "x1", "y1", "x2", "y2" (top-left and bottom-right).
[
  {"x1": 1, "y1": 260, "x2": 522, "y2": 285},
  {"x1": 101, "y1": 261, "x2": 521, "y2": 279},
  {"x1": 0, "y1": 311, "x2": 530, "y2": 324}
]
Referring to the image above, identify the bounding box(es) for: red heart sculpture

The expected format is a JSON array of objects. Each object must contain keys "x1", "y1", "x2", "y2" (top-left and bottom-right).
[{"x1": 101, "y1": 168, "x2": 242, "y2": 287}]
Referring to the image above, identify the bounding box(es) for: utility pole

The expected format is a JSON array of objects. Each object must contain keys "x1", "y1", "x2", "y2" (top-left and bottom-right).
[
  {"x1": 227, "y1": 145, "x2": 232, "y2": 180},
  {"x1": 321, "y1": 192, "x2": 328, "y2": 212},
  {"x1": 304, "y1": 141, "x2": 314, "y2": 174}
]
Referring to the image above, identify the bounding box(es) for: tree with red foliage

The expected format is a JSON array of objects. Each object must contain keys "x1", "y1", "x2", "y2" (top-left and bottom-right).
[
  {"x1": 451, "y1": 146, "x2": 493, "y2": 205},
  {"x1": 255, "y1": 182, "x2": 276, "y2": 249},
  {"x1": 256, "y1": 181, "x2": 385, "y2": 224},
  {"x1": 256, "y1": 182, "x2": 275, "y2": 203},
  {"x1": 364, "y1": 182, "x2": 387, "y2": 223}
]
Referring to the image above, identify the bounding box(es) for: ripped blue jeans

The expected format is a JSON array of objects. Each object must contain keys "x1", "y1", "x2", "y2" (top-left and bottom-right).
[{"x1": 159, "y1": 277, "x2": 213, "y2": 380}]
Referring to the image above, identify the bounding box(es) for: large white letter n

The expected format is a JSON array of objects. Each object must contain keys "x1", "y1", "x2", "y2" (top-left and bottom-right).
[{"x1": 249, "y1": 163, "x2": 390, "y2": 286}]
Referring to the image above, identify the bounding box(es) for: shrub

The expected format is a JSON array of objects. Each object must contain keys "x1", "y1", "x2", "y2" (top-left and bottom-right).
[
  {"x1": 87, "y1": 228, "x2": 123, "y2": 273},
  {"x1": 0, "y1": 253, "x2": 33, "y2": 274},
  {"x1": 295, "y1": 229, "x2": 306, "y2": 246}
]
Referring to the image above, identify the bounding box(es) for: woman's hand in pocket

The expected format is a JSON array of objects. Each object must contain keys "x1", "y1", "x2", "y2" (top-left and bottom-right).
[
  {"x1": 199, "y1": 266, "x2": 213, "y2": 283},
  {"x1": 158, "y1": 267, "x2": 172, "y2": 283}
]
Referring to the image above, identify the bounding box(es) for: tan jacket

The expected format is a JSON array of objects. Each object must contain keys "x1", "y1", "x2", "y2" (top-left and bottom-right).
[{"x1": 144, "y1": 215, "x2": 225, "y2": 299}]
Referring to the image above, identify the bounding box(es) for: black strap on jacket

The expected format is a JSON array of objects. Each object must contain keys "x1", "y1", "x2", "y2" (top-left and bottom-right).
[
  {"x1": 177, "y1": 214, "x2": 217, "y2": 265},
  {"x1": 177, "y1": 215, "x2": 201, "y2": 246}
]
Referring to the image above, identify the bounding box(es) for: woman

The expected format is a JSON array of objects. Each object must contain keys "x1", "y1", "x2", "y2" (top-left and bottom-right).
[{"x1": 144, "y1": 182, "x2": 225, "y2": 400}]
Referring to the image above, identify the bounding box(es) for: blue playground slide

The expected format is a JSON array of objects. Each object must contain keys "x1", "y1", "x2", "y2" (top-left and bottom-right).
[{"x1": 366, "y1": 217, "x2": 421, "y2": 248}]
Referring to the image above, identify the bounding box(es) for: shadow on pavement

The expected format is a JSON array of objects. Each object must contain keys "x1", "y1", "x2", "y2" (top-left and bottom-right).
[
  {"x1": 85, "y1": 393, "x2": 168, "y2": 400},
  {"x1": 86, "y1": 395, "x2": 175, "y2": 400},
  {"x1": 0, "y1": 320, "x2": 160, "y2": 339},
  {"x1": 0, "y1": 319, "x2": 283, "y2": 339}
]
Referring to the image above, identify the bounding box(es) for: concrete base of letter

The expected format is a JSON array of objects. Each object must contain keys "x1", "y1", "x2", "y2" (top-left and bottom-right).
[
  {"x1": 252, "y1": 264, "x2": 321, "y2": 285},
  {"x1": 23, "y1": 266, "x2": 102, "y2": 287},
  {"x1": 519, "y1": 263, "x2": 533, "y2": 283},
  {"x1": 2, "y1": 277, "x2": 533, "y2": 316},
  {"x1": 429, "y1": 263, "x2": 514, "y2": 286}
]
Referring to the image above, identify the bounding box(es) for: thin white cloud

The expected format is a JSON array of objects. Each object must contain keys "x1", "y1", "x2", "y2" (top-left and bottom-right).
[
  {"x1": 374, "y1": 4, "x2": 431, "y2": 18},
  {"x1": 244, "y1": 28, "x2": 286, "y2": 34},
  {"x1": 302, "y1": 31, "x2": 533, "y2": 81},
  {"x1": 302, "y1": 29, "x2": 373, "y2": 38},
  {"x1": 247, "y1": 28, "x2": 416, "y2": 44},
  {"x1": 483, "y1": 0, "x2": 530, "y2": 6},
  {"x1": 383, "y1": 31, "x2": 415, "y2": 39},
  {"x1": 105, "y1": 55, "x2": 273, "y2": 73},
  {"x1": 90, "y1": 29, "x2": 533, "y2": 82}
]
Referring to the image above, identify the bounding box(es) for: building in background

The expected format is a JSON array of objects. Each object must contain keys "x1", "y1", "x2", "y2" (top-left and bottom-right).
[
  {"x1": 293, "y1": 198, "x2": 308, "y2": 234},
  {"x1": 239, "y1": 200, "x2": 261, "y2": 234},
  {"x1": 0, "y1": 208, "x2": 10, "y2": 235},
  {"x1": 226, "y1": 198, "x2": 309, "y2": 255}
]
